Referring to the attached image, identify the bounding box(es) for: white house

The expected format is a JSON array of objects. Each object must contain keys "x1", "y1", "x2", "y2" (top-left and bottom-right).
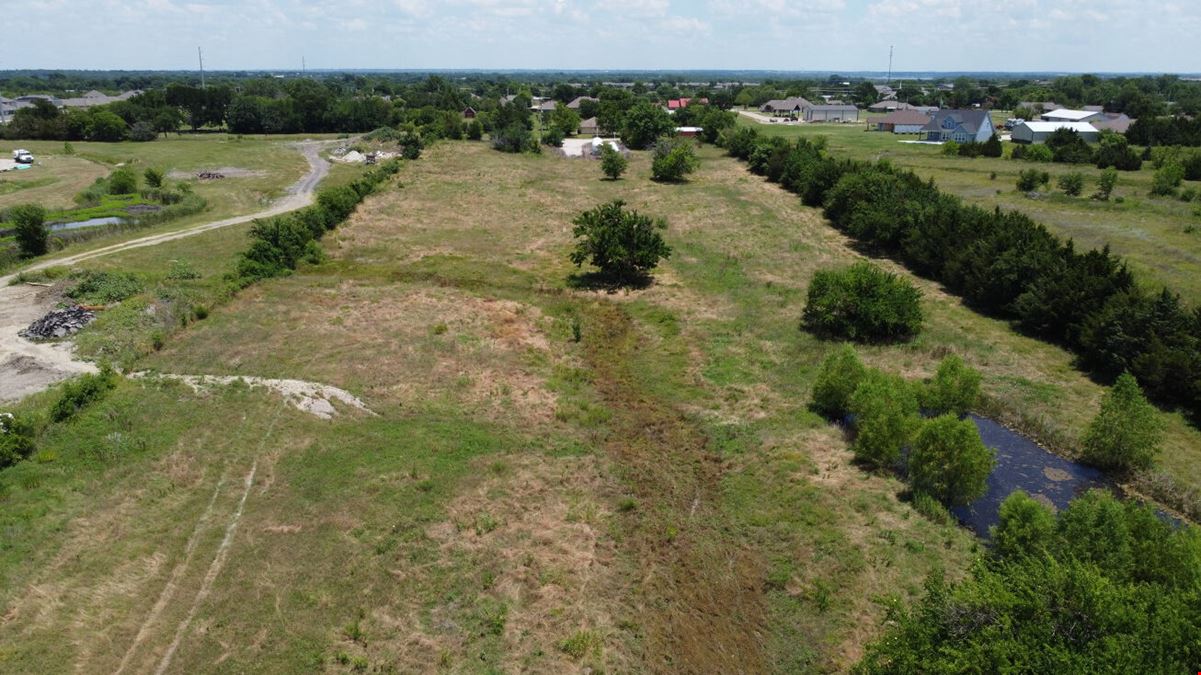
[{"x1": 1011, "y1": 121, "x2": 1100, "y2": 144}]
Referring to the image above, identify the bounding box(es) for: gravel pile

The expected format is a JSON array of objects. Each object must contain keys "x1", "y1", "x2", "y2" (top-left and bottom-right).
[{"x1": 18, "y1": 306, "x2": 96, "y2": 340}]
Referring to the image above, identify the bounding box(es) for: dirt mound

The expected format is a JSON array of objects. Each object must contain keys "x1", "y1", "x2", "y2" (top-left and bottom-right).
[{"x1": 18, "y1": 306, "x2": 96, "y2": 340}]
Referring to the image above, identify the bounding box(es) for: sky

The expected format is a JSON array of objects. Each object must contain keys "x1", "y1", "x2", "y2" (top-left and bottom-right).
[{"x1": 7, "y1": 0, "x2": 1200, "y2": 74}]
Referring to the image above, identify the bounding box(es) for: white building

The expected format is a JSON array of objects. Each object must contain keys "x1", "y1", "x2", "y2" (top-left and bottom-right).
[
  {"x1": 1040, "y1": 108, "x2": 1105, "y2": 124},
  {"x1": 1011, "y1": 121, "x2": 1100, "y2": 144}
]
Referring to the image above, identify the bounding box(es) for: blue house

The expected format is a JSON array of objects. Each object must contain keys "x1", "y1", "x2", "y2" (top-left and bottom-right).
[{"x1": 920, "y1": 109, "x2": 995, "y2": 143}]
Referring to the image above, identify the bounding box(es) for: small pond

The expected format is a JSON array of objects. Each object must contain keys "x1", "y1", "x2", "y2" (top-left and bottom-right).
[
  {"x1": 952, "y1": 414, "x2": 1109, "y2": 538},
  {"x1": 48, "y1": 216, "x2": 126, "y2": 232}
]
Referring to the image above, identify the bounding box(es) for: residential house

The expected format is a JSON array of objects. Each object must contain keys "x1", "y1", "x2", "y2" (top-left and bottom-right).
[
  {"x1": 760, "y1": 97, "x2": 812, "y2": 116},
  {"x1": 1092, "y1": 112, "x2": 1134, "y2": 134},
  {"x1": 1018, "y1": 101, "x2": 1060, "y2": 114},
  {"x1": 533, "y1": 99, "x2": 558, "y2": 113},
  {"x1": 868, "y1": 100, "x2": 914, "y2": 112},
  {"x1": 920, "y1": 109, "x2": 995, "y2": 143},
  {"x1": 806, "y1": 104, "x2": 860, "y2": 122},
  {"x1": 873, "y1": 109, "x2": 932, "y2": 134},
  {"x1": 1011, "y1": 120, "x2": 1100, "y2": 144},
  {"x1": 667, "y1": 97, "x2": 708, "y2": 110},
  {"x1": 873, "y1": 84, "x2": 897, "y2": 100},
  {"x1": 1040, "y1": 108, "x2": 1105, "y2": 123},
  {"x1": 462, "y1": 106, "x2": 477, "y2": 119},
  {"x1": 566, "y1": 96, "x2": 598, "y2": 110},
  {"x1": 579, "y1": 117, "x2": 600, "y2": 136},
  {"x1": 675, "y1": 126, "x2": 702, "y2": 137}
]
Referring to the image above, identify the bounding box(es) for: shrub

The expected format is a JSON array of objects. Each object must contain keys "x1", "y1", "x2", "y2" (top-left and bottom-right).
[
  {"x1": 1057, "y1": 171, "x2": 1085, "y2": 196},
  {"x1": 492, "y1": 122, "x2": 536, "y2": 153},
  {"x1": 991, "y1": 490, "x2": 1056, "y2": 559},
  {"x1": 9, "y1": 203, "x2": 49, "y2": 257},
  {"x1": 848, "y1": 370, "x2": 919, "y2": 468},
  {"x1": 1019, "y1": 144, "x2": 1053, "y2": 162},
  {"x1": 650, "y1": 136, "x2": 699, "y2": 182},
  {"x1": 1016, "y1": 168, "x2": 1050, "y2": 191},
  {"x1": 399, "y1": 130, "x2": 423, "y2": 160},
  {"x1": 599, "y1": 143, "x2": 628, "y2": 180},
  {"x1": 1046, "y1": 128, "x2": 1094, "y2": 164},
  {"x1": 64, "y1": 270, "x2": 144, "y2": 304},
  {"x1": 981, "y1": 134, "x2": 1003, "y2": 158},
  {"x1": 569, "y1": 200, "x2": 671, "y2": 284},
  {"x1": 50, "y1": 368, "x2": 117, "y2": 423},
  {"x1": 128, "y1": 121, "x2": 157, "y2": 142},
  {"x1": 1093, "y1": 167, "x2": 1118, "y2": 200},
  {"x1": 466, "y1": 119, "x2": 484, "y2": 141},
  {"x1": 1081, "y1": 373, "x2": 1162, "y2": 472},
  {"x1": 941, "y1": 141, "x2": 960, "y2": 156},
  {"x1": 0, "y1": 412, "x2": 37, "y2": 469},
  {"x1": 144, "y1": 167, "x2": 165, "y2": 188},
  {"x1": 811, "y1": 344, "x2": 867, "y2": 418},
  {"x1": 922, "y1": 354, "x2": 981, "y2": 416},
  {"x1": 910, "y1": 491, "x2": 954, "y2": 525},
  {"x1": 108, "y1": 167, "x2": 138, "y2": 195},
  {"x1": 908, "y1": 414, "x2": 994, "y2": 506},
  {"x1": 1150, "y1": 163, "x2": 1184, "y2": 197},
  {"x1": 802, "y1": 261, "x2": 923, "y2": 342},
  {"x1": 541, "y1": 125, "x2": 565, "y2": 147}
]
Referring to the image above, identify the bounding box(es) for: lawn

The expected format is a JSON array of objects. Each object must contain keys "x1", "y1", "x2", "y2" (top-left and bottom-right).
[
  {"x1": 739, "y1": 113, "x2": 1201, "y2": 302},
  {"x1": 3, "y1": 139, "x2": 1199, "y2": 672}
]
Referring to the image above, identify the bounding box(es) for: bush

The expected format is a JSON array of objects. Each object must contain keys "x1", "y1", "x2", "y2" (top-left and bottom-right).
[
  {"x1": 922, "y1": 354, "x2": 981, "y2": 416},
  {"x1": 9, "y1": 203, "x2": 49, "y2": 257},
  {"x1": 1093, "y1": 167, "x2": 1118, "y2": 200},
  {"x1": 981, "y1": 134, "x2": 1003, "y2": 158},
  {"x1": 541, "y1": 125, "x2": 565, "y2": 147},
  {"x1": 466, "y1": 119, "x2": 484, "y2": 141},
  {"x1": 1057, "y1": 172, "x2": 1085, "y2": 196},
  {"x1": 492, "y1": 122, "x2": 536, "y2": 153},
  {"x1": 1081, "y1": 373, "x2": 1162, "y2": 472},
  {"x1": 128, "y1": 121, "x2": 157, "y2": 142},
  {"x1": 108, "y1": 167, "x2": 138, "y2": 195},
  {"x1": 1016, "y1": 168, "x2": 1050, "y2": 191},
  {"x1": 848, "y1": 370, "x2": 919, "y2": 468},
  {"x1": 991, "y1": 490, "x2": 1056, "y2": 559},
  {"x1": 910, "y1": 491, "x2": 955, "y2": 525},
  {"x1": 64, "y1": 270, "x2": 144, "y2": 304},
  {"x1": 50, "y1": 368, "x2": 117, "y2": 423},
  {"x1": 650, "y1": 136, "x2": 699, "y2": 182},
  {"x1": 599, "y1": 143, "x2": 628, "y2": 180},
  {"x1": 0, "y1": 412, "x2": 37, "y2": 469},
  {"x1": 398, "y1": 130, "x2": 423, "y2": 160},
  {"x1": 1150, "y1": 163, "x2": 1184, "y2": 197},
  {"x1": 802, "y1": 261, "x2": 923, "y2": 342},
  {"x1": 569, "y1": 200, "x2": 671, "y2": 284},
  {"x1": 811, "y1": 344, "x2": 867, "y2": 418},
  {"x1": 908, "y1": 414, "x2": 994, "y2": 506},
  {"x1": 144, "y1": 167, "x2": 165, "y2": 188},
  {"x1": 1018, "y1": 144, "x2": 1053, "y2": 162}
]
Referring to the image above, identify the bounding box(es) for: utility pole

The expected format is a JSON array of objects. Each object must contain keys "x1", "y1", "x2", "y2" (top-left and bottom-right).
[
  {"x1": 887, "y1": 45, "x2": 894, "y2": 86},
  {"x1": 198, "y1": 46, "x2": 206, "y2": 89},
  {"x1": 302, "y1": 54, "x2": 306, "y2": 77}
]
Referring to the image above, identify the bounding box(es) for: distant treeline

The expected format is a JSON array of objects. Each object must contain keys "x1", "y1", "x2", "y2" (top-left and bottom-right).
[{"x1": 720, "y1": 126, "x2": 1201, "y2": 421}]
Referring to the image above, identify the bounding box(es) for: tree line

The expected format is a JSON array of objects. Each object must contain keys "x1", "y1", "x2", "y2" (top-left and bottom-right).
[{"x1": 719, "y1": 126, "x2": 1201, "y2": 423}]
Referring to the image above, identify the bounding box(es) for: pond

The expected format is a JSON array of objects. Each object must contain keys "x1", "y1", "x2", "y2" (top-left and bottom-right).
[
  {"x1": 48, "y1": 216, "x2": 126, "y2": 232},
  {"x1": 952, "y1": 415, "x2": 1109, "y2": 538}
]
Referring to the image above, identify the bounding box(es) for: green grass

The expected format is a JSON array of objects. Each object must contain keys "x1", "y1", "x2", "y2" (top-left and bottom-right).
[
  {"x1": 4, "y1": 139, "x2": 1199, "y2": 672},
  {"x1": 739, "y1": 113, "x2": 1201, "y2": 302}
]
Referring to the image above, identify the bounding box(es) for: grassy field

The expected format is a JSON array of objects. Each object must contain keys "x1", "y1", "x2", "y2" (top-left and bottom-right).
[
  {"x1": 739, "y1": 114, "x2": 1201, "y2": 302},
  {"x1": 0, "y1": 135, "x2": 323, "y2": 270},
  {"x1": 3, "y1": 139, "x2": 1200, "y2": 672}
]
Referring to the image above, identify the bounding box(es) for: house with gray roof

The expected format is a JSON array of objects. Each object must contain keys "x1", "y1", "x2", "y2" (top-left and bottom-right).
[{"x1": 920, "y1": 109, "x2": 995, "y2": 143}]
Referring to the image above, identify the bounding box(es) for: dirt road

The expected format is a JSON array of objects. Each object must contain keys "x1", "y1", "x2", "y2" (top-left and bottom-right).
[{"x1": 0, "y1": 141, "x2": 330, "y2": 403}]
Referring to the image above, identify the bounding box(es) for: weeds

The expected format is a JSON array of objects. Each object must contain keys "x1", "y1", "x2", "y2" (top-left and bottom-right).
[
  {"x1": 65, "y1": 270, "x2": 144, "y2": 305},
  {"x1": 49, "y1": 367, "x2": 117, "y2": 423},
  {"x1": 558, "y1": 629, "x2": 602, "y2": 660}
]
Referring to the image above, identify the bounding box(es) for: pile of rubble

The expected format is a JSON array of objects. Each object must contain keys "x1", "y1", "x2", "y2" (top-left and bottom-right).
[
  {"x1": 197, "y1": 171, "x2": 225, "y2": 180},
  {"x1": 18, "y1": 306, "x2": 96, "y2": 340}
]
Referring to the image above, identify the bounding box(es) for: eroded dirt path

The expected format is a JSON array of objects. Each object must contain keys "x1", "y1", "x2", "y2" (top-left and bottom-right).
[
  {"x1": 584, "y1": 302, "x2": 768, "y2": 673},
  {"x1": 0, "y1": 141, "x2": 330, "y2": 403}
]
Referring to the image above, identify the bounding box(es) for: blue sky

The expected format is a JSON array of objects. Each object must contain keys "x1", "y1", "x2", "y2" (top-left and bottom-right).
[{"x1": 7, "y1": 0, "x2": 1199, "y2": 73}]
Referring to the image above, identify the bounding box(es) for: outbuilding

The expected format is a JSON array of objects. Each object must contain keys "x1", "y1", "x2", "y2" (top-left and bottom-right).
[
  {"x1": 1040, "y1": 108, "x2": 1105, "y2": 124},
  {"x1": 873, "y1": 109, "x2": 932, "y2": 134},
  {"x1": 806, "y1": 104, "x2": 860, "y2": 122},
  {"x1": 1011, "y1": 121, "x2": 1100, "y2": 144}
]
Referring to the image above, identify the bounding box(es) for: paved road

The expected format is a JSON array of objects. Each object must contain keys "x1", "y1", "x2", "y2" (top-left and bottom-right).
[{"x1": 0, "y1": 141, "x2": 331, "y2": 403}]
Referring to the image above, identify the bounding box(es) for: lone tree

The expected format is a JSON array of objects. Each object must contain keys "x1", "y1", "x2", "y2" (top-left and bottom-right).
[
  {"x1": 908, "y1": 414, "x2": 995, "y2": 506},
  {"x1": 650, "y1": 136, "x2": 699, "y2": 182},
  {"x1": 922, "y1": 354, "x2": 981, "y2": 416},
  {"x1": 803, "y1": 261, "x2": 924, "y2": 342},
  {"x1": 1081, "y1": 372, "x2": 1162, "y2": 472},
  {"x1": 599, "y1": 143, "x2": 628, "y2": 180},
  {"x1": 620, "y1": 100, "x2": 674, "y2": 150},
  {"x1": 10, "y1": 204, "x2": 49, "y2": 257},
  {"x1": 570, "y1": 200, "x2": 671, "y2": 285}
]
